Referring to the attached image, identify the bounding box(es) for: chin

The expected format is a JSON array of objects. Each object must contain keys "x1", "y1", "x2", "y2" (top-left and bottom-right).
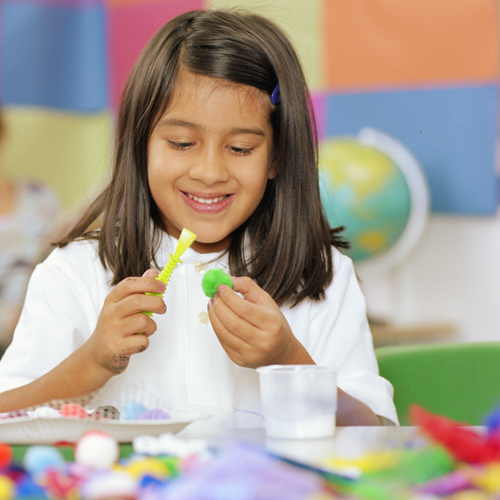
[{"x1": 193, "y1": 234, "x2": 231, "y2": 253}]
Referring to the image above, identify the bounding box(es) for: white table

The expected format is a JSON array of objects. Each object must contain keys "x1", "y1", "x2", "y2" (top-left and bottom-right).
[{"x1": 178, "y1": 424, "x2": 425, "y2": 466}]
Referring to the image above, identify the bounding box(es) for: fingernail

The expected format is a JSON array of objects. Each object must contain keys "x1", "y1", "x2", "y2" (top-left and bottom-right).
[
  {"x1": 158, "y1": 282, "x2": 166, "y2": 292},
  {"x1": 217, "y1": 285, "x2": 225, "y2": 294},
  {"x1": 207, "y1": 298, "x2": 214, "y2": 309}
]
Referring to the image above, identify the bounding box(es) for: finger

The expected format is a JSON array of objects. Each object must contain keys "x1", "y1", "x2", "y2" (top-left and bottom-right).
[
  {"x1": 111, "y1": 275, "x2": 166, "y2": 303},
  {"x1": 117, "y1": 293, "x2": 166, "y2": 317},
  {"x1": 208, "y1": 299, "x2": 253, "y2": 346},
  {"x1": 128, "y1": 312, "x2": 159, "y2": 337},
  {"x1": 215, "y1": 282, "x2": 266, "y2": 329},
  {"x1": 230, "y1": 276, "x2": 269, "y2": 305},
  {"x1": 108, "y1": 337, "x2": 150, "y2": 372},
  {"x1": 208, "y1": 306, "x2": 253, "y2": 365},
  {"x1": 142, "y1": 269, "x2": 159, "y2": 279},
  {"x1": 110, "y1": 310, "x2": 158, "y2": 337}
]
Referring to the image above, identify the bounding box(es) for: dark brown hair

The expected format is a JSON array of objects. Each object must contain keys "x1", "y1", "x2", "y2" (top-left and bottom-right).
[{"x1": 58, "y1": 9, "x2": 348, "y2": 307}]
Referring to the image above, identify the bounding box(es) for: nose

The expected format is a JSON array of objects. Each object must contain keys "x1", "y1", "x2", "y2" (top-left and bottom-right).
[{"x1": 189, "y1": 144, "x2": 230, "y2": 185}]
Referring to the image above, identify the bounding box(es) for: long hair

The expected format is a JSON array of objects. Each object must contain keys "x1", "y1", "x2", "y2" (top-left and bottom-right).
[{"x1": 58, "y1": 9, "x2": 348, "y2": 307}]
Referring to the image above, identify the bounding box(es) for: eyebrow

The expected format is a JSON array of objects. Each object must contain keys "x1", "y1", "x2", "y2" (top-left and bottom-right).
[{"x1": 157, "y1": 118, "x2": 266, "y2": 137}]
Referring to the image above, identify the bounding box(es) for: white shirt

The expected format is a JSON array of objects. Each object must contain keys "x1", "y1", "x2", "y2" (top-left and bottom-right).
[{"x1": 0, "y1": 235, "x2": 398, "y2": 426}]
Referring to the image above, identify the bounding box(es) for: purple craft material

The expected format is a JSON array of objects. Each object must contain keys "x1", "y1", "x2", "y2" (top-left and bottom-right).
[
  {"x1": 156, "y1": 443, "x2": 324, "y2": 500},
  {"x1": 418, "y1": 471, "x2": 473, "y2": 495},
  {"x1": 139, "y1": 408, "x2": 171, "y2": 420}
]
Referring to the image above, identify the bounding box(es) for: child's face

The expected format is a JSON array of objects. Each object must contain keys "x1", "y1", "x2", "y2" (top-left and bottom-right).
[{"x1": 147, "y1": 69, "x2": 274, "y2": 254}]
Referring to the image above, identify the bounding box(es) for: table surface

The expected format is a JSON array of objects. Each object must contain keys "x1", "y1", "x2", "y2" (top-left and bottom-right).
[
  {"x1": 177, "y1": 424, "x2": 427, "y2": 465},
  {"x1": 11, "y1": 424, "x2": 425, "y2": 465}
]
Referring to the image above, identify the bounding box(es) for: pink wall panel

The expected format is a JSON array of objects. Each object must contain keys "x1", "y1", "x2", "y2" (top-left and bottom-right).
[
  {"x1": 107, "y1": 0, "x2": 204, "y2": 109},
  {"x1": 310, "y1": 94, "x2": 327, "y2": 142}
]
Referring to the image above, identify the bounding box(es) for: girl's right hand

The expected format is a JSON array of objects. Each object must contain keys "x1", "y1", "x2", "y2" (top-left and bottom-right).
[{"x1": 85, "y1": 269, "x2": 167, "y2": 375}]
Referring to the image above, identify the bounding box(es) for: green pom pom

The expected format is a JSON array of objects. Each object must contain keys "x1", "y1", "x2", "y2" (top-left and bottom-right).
[{"x1": 202, "y1": 268, "x2": 233, "y2": 298}]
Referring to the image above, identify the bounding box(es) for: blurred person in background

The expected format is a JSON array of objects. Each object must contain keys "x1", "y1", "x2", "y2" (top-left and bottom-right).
[{"x1": 0, "y1": 110, "x2": 60, "y2": 354}]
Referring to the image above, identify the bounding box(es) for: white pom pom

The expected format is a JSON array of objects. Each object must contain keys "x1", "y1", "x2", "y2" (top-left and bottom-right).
[{"x1": 75, "y1": 430, "x2": 119, "y2": 469}]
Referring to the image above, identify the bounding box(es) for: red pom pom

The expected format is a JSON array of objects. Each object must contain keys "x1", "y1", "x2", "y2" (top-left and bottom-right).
[
  {"x1": 59, "y1": 403, "x2": 89, "y2": 419},
  {"x1": 0, "y1": 443, "x2": 13, "y2": 469}
]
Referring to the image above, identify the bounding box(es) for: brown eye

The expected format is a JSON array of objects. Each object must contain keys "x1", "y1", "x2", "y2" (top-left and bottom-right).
[
  {"x1": 169, "y1": 141, "x2": 194, "y2": 150},
  {"x1": 229, "y1": 146, "x2": 253, "y2": 155}
]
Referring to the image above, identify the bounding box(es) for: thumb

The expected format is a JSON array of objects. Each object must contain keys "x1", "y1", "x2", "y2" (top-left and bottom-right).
[
  {"x1": 142, "y1": 268, "x2": 159, "y2": 278},
  {"x1": 230, "y1": 276, "x2": 267, "y2": 305}
]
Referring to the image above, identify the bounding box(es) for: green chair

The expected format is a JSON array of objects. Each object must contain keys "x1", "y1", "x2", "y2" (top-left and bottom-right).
[{"x1": 375, "y1": 342, "x2": 500, "y2": 425}]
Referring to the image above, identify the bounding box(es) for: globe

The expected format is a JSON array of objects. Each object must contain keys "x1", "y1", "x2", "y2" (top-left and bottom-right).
[{"x1": 319, "y1": 128, "x2": 430, "y2": 276}]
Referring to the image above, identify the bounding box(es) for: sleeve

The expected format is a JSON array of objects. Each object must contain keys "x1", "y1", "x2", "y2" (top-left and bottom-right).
[
  {"x1": 0, "y1": 245, "x2": 101, "y2": 393},
  {"x1": 308, "y1": 251, "x2": 399, "y2": 426}
]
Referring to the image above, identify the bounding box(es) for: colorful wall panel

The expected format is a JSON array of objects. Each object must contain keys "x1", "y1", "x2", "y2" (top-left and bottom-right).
[
  {"x1": 0, "y1": 0, "x2": 498, "y2": 214},
  {"x1": 323, "y1": 0, "x2": 499, "y2": 90},
  {"x1": 0, "y1": 0, "x2": 204, "y2": 209},
  {"x1": 323, "y1": 85, "x2": 499, "y2": 214},
  {"x1": 108, "y1": 0, "x2": 203, "y2": 109},
  {"x1": 320, "y1": 0, "x2": 500, "y2": 215}
]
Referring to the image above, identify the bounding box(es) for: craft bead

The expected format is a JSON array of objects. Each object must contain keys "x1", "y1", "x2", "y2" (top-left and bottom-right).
[
  {"x1": 0, "y1": 476, "x2": 14, "y2": 500},
  {"x1": 139, "y1": 408, "x2": 171, "y2": 420},
  {"x1": 91, "y1": 405, "x2": 120, "y2": 420},
  {"x1": 120, "y1": 401, "x2": 148, "y2": 421},
  {"x1": 23, "y1": 446, "x2": 64, "y2": 478},
  {"x1": 32, "y1": 407, "x2": 60, "y2": 418},
  {"x1": 0, "y1": 444, "x2": 13, "y2": 469},
  {"x1": 59, "y1": 403, "x2": 89, "y2": 419},
  {"x1": 75, "y1": 431, "x2": 119, "y2": 469}
]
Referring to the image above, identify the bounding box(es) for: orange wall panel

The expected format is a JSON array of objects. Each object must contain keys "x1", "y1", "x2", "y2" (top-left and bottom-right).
[{"x1": 324, "y1": 0, "x2": 499, "y2": 90}]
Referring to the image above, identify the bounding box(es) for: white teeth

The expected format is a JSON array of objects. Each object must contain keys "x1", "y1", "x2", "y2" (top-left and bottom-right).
[{"x1": 187, "y1": 193, "x2": 228, "y2": 204}]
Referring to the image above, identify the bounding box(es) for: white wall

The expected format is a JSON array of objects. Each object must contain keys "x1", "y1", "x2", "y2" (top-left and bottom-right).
[{"x1": 359, "y1": 210, "x2": 500, "y2": 344}]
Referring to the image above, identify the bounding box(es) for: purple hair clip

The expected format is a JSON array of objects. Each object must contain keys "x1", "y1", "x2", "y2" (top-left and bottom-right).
[{"x1": 271, "y1": 84, "x2": 280, "y2": 105}]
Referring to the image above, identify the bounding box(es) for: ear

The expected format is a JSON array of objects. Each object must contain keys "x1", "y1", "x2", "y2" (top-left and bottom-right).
[{"x1": 267, "y1": 160, "x2": 276, "y2": 180}]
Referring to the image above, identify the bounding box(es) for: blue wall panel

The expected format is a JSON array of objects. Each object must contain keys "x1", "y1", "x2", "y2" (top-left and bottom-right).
[
  {"x1": 326, "y1": 84, "x2": 500, "y2": 214},
  {"x1": 1, "y1": 1, "x2": 107, "y2": 112}
]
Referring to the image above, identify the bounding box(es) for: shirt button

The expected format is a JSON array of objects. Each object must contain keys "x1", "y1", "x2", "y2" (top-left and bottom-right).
[
  {"x1": 194, "y1": 261, "x2": 206, "y2": 273},
  {"x1": 198, "y1": 311, "x2": 209, "y2": 324}
]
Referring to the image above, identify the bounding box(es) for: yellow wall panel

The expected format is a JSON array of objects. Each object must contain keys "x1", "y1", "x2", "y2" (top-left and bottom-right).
[
  {"x1": 207, "y1": 0, "x2": 323, "y2": 89},
  {"x1": 2, "y1": 108, "x2": 113, "y2": 210}
]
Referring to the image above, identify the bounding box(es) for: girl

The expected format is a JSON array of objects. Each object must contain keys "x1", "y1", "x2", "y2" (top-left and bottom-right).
[{"x1": 0, "y1": 9, "x2": 397, "y2": 426}]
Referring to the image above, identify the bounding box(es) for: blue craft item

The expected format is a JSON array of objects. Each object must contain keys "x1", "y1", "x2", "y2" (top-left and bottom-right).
[
  {"x1": 23, "y1": 445, "x2": 65, "y2": 478},
  {"x1": 120, "y1": 401, "x2": 149, "y2": 421},
  {"x1": 484, "y1": 407, "x2": 500, "y2": 434},
  {"x1": 15, "y1": 475, "x2": 49, "y2": 499}
]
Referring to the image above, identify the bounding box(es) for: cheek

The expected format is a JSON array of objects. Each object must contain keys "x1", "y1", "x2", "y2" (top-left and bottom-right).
[
  {"x1": 147, "y1": 148, "x2": 178, "y2": 184},
  {"x1": 242, "y1": 167, "x2": 271, "y2": 205}
]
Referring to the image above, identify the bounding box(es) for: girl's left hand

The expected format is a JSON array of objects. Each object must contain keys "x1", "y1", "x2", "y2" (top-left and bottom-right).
[{"x1": 207, "y1": 276, "x2": 314, "y2": 368}]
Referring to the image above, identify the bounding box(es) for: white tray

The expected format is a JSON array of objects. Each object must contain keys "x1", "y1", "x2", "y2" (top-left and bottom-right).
[{"x1": 0, "y1": 412, "x2": 210, "y2": 444}]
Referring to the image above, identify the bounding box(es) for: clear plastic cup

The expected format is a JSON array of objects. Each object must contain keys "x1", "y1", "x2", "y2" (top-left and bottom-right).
[{"x1": 257, "y1": 364, "x2": 337, "y2": 439}]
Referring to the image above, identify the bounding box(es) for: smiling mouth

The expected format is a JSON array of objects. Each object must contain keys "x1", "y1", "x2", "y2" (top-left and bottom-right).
[{"x1": 185, "y1": 193, "x2": 231, "y2": 204}]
